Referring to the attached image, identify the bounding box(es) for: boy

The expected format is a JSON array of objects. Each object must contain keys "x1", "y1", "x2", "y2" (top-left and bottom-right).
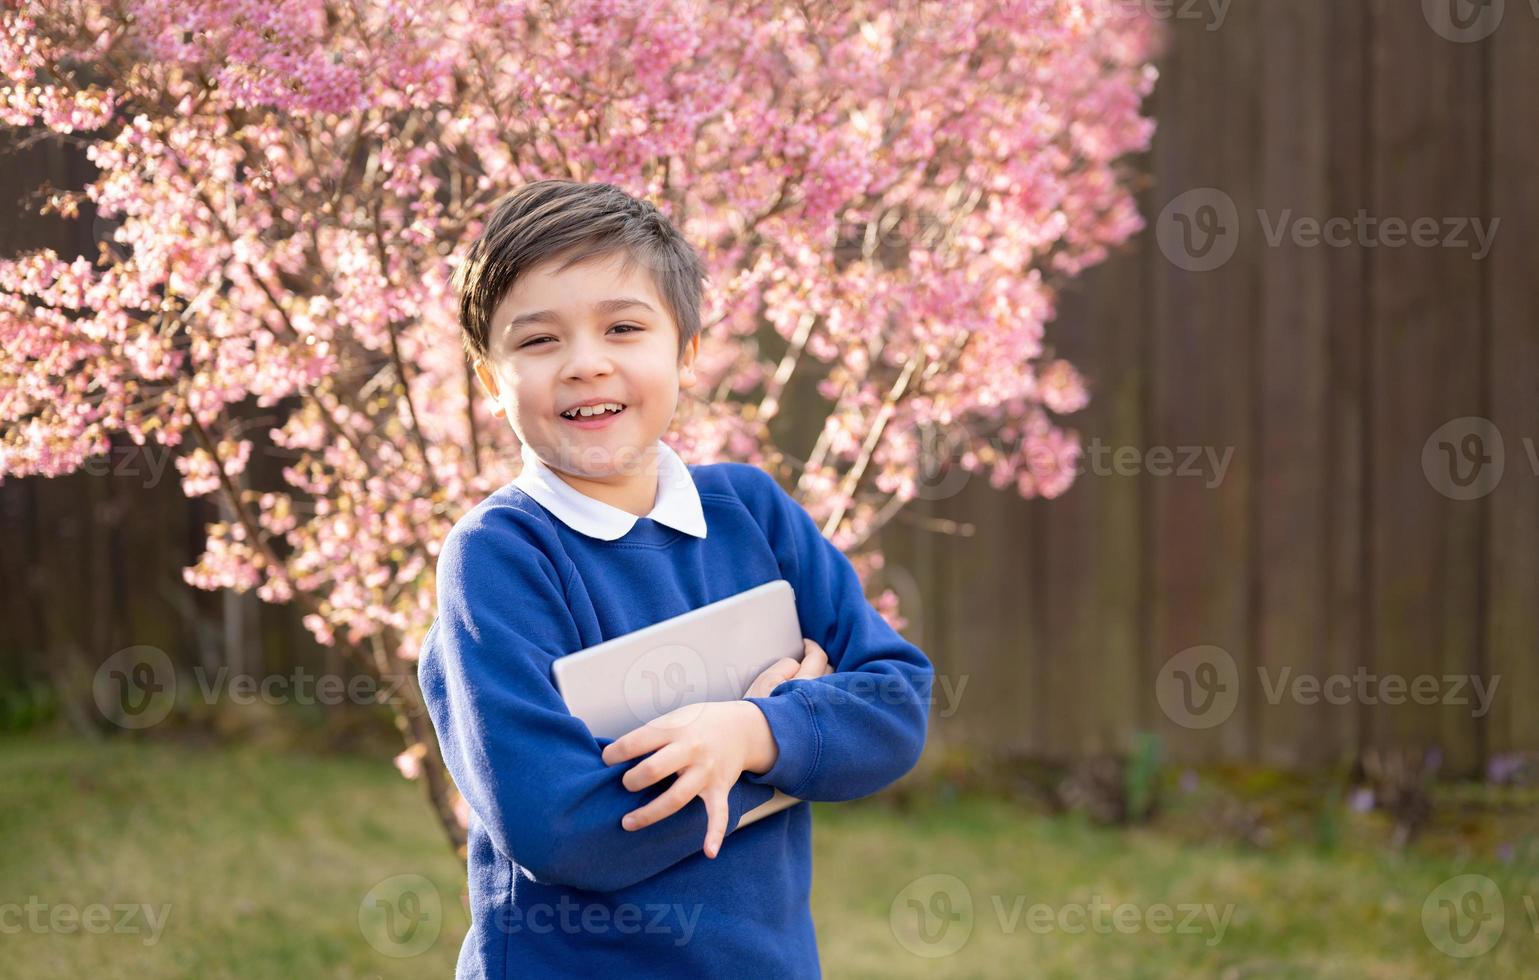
[{"x1": 418, "y1": 179, "x2": 935, "y2": 978}]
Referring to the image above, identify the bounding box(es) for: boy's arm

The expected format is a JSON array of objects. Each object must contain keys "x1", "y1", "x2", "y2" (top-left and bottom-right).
[
  {"x1": 738, "y1": 466, "x2": 936, "y2": 801},
  {"x1": 417, "y1": 515, "x2": 777, "y2": 893}
]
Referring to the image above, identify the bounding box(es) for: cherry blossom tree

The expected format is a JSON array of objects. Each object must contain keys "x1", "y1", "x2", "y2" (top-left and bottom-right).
[{"x1": 0, "y1": 0, "x2": 1158, "y2": 854}]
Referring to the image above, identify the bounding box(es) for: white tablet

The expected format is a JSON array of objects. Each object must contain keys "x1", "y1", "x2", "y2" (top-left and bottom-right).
[
  {"x1": 551, "y1": 579, "x2": 807, "y2": 828},
  {"x1": 552, "y1": 579, "x2": 804, "y2": 740}
]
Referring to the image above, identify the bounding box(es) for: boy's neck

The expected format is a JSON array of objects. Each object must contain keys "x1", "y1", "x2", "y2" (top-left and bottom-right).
[{"x1": 548, "y1": 447, "x2": 661, "y2": 518}]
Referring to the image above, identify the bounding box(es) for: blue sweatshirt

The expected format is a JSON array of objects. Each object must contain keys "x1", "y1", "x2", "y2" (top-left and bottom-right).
[{"x1": 417, "y1": 456, "x2": 935, "y2": 979}]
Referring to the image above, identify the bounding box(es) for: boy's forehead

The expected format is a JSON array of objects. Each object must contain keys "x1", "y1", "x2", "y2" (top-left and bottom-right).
[{"x1": 491, "y1": 251, "x2": 667, "y2": 329}]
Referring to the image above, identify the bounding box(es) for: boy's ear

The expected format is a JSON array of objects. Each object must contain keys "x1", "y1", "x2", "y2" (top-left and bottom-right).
[
  {"x1": 678, "y1": 334, "x2": 700, "y2": 388},
  {"x1": 471, "y1": 358, "x2": 508, "y2": 420}
]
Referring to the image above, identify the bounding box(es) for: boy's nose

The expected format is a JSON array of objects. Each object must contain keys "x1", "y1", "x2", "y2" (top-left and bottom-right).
[{"x1": 561, "y1": 341, "x2": 615, "y2": 380}]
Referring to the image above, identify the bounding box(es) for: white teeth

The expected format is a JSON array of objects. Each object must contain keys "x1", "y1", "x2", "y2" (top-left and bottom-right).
[{"x1": 562, "y1": 402, "x2": 625, "y2": 419}]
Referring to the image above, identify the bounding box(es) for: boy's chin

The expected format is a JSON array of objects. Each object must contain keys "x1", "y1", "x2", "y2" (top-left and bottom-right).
[{"x1": 542, "y1": 440, "x2": 658, "y2": 479}]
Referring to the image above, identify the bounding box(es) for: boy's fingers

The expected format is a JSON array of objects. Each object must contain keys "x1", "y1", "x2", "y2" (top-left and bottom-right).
[
  {"x1": 621, "y1": 742, "x2": 688, "y2": 792},
  {"x1": 742, "y1": 642, "x2": 833, "y2": 700},
  {"x1": 813, "y1": 641, "x2": 834, "y2": 675},
  {"x1": 743, "y1": 657, "x2": 800, "y2": 699},
  {"x1": 621, "y1": 769, "x2": 706, "y2": 831},
  {"x1": 703, "y1": 787, "x2": 729, "y2": 859},
  {"x1": 794, "y1": 639, "x2": 829, "y2": 679},
  {"x1": 602, "y1": 715, "x2": 677, "y2": 765}
]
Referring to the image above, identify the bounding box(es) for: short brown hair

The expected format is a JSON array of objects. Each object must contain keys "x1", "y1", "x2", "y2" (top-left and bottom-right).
[{"x1": 454, "y1": 179, "x2": 707, "y2": 362}]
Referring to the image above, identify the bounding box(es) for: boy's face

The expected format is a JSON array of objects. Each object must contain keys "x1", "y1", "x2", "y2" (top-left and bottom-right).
[{"x1": 473, "y1": 248, "x2": 700, "y2": 485}]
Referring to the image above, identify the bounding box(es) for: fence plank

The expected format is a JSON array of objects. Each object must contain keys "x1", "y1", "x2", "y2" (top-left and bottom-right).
[
  {"x1": 1144, "y1": 8, "x2": 1261, "y2": 762},
  {"x1": 1034, "y1": 229, "x2": 1150, "y2": 760},
  {"x1": 1485, "y1": 15, "x2": 1539, "y2": 758},
  {"x1": 1365, "y1": 0, "x2": 1487, "y2": 774},
  {"x1": 1254, "y1": 0, "x2": 1334, "y2": 767},
  {"x1": 1323, "y1": 0, "x2": 1371, "y2": 769}
]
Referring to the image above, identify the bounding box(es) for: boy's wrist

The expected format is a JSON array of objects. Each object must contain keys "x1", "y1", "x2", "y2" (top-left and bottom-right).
[{"x1": 734, "y1": 700, "x2": 778, "y2": 775}]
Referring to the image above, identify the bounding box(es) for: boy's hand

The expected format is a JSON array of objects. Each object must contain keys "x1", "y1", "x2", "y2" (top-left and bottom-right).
[
  {"x1": 601, "y1": 699, "x2": 773, "y2": 859},
  {"x1": 599, "y1": 639, "x2": 833, "y2": 860},
  {"x1": 742, "y1": 638, "x2": 833, "y2": 699}
]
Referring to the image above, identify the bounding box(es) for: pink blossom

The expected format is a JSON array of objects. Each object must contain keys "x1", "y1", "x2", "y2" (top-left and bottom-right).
[
  {"x1": 1, "y1": 0, "x2": 1157, "y2": 709},
  {"x1": 394, "y1": 746, "x2": 424, "y2": 781}
]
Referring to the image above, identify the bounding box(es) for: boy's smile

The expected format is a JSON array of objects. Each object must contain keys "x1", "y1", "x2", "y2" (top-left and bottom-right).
[{"x1": 473, "y1": 248, "x2": 700, "y2": 518}]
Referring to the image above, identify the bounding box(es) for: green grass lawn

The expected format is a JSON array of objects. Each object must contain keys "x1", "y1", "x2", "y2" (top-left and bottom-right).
[{"x1": 2, "y1": 731, "x2": 1536, "y2": 978}]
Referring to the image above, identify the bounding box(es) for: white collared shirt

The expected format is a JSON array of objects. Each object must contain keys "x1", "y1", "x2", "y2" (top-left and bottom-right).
[{"x1": 512, "y1": 439, "x2": 708, "y2": 541}]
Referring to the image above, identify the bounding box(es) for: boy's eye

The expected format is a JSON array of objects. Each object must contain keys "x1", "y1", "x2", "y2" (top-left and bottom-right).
[{"x1": 518, "y1": 324, "x2": 642, "y2": 349}]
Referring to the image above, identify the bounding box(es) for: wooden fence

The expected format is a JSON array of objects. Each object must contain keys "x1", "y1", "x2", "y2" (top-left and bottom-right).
[
  {"x1": 877, "y1": 0, "x2": 1539, "y2": 776},
  {"x1": 4, "y1": 2, "x2": 1537, "y2": 774}
]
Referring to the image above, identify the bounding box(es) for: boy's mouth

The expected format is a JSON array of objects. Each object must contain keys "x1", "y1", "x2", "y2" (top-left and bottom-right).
[{"x1": 558, "y1": 402, "x2": 628, "y2": 428}]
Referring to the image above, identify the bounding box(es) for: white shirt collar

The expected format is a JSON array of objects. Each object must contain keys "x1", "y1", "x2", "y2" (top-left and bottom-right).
[{"x1": 512, "y1": 439, "x2": 708, "y2": 541}]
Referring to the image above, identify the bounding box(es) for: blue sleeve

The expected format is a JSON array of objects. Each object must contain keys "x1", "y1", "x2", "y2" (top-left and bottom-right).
[
  {"x1": 737, "y1": 466, "x2": 935, "y2": 801},
  {"x1": 417, "y1": 511, "x2": 778, "y2": 893}
]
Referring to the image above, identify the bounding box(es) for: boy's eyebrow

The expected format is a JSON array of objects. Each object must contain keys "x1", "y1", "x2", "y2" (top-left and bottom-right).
[{"x1": 504, "y1": 297, "x2": 658, "y2": 334}]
